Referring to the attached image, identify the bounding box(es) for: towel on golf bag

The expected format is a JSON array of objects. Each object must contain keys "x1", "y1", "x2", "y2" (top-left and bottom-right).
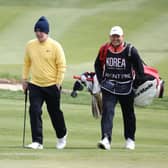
[
  {"x1": 101, "y1": 80, "x2": 133, "y2": 95},
  {"x1": 80, "y1": 73, "x2": 101, "y2": 94},
  {"x1": 81, "y1": 73, "x2": 102, "y2": 118},
  {"x1": 71, "y1": 72, "x2": 102, "y2": 119}
]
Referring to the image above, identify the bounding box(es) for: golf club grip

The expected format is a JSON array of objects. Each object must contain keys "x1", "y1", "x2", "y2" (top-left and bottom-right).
[
  {"x1": 73, "y1": 75, "x2": 93, "y2": 81},
  {"x1": 25, "y1": 88, "x2": 28, "y2": 97}
]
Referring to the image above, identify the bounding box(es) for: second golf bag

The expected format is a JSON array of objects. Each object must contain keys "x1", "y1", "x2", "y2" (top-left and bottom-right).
[
  {"x1": 71, "y1": 72, "x2": 102, "y2": 119},
  {"x1": 134, "y1": 65, "x2": 164, "y2": 106}
]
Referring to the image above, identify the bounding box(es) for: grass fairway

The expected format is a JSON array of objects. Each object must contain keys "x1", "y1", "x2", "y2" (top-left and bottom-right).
[{"x1": 0, "y1": 90, "x2": 167, "y2": 168}]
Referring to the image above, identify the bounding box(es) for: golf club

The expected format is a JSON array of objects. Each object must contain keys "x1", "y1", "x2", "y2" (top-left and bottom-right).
[{"x1": 22, "y1": 89, "x2": 28, "y2": 148}]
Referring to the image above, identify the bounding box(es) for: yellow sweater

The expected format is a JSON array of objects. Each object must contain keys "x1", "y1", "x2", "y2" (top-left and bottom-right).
[{"x1": 22, "y1": 37, "x2": 66, "y2": 87}]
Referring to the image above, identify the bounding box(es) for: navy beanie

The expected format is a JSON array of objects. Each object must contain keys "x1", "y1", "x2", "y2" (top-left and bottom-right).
[{"x1": 34, "y1": 16, "x2": 49, "y2": 34}]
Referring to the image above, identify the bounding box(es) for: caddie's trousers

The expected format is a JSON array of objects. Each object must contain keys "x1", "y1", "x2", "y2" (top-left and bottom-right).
[
  {"x1": 28, "y1": 83, "x2": 67, "y2": 144},
  {"x1": 101, "y1": 90, "x2": 136, "y2": 142}
]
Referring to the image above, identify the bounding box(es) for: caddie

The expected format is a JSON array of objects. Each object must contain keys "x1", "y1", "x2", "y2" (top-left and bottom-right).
[{"x1": 94, "y1": 26, "x2": 145, "y2": 150}]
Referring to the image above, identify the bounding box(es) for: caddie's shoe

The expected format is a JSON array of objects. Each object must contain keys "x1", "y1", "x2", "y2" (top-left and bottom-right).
[
  {"x1": 25, "y1": 142, "x2": 43, "y2": 149},
  {"x1": 98, "y1": 137, "x2": 111, "y2": 150},
  {"x1": 125, "y1": 138, "x2": 135, "y2": 150},
  {"x1": 56, "y1": 133, "x2": 67, "y2": 149}
]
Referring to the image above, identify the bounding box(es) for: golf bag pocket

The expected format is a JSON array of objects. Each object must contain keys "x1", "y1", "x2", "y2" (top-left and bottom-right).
[{"x1": 101, "y1": 80, "x2": 133, "y2": 95}]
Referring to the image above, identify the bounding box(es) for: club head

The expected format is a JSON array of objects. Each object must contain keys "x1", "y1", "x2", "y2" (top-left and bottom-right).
[
  {"x1": 71, "y1": 91, "x2": 78, "y2": 97},
  {"x1": 73, "y1": 81, "x2": 84, "y2": 91}
]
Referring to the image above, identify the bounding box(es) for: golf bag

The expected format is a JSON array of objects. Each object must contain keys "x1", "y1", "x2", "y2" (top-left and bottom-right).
[
  {"x1": 134, "y1": 65, "x2": 164, "y2": 106},
  {"x1": 71, "y1": 72, "x2": 102, "y2": 119},
  {"x1": 72, "y1": 68, "x2": 164, "y2": 111}
]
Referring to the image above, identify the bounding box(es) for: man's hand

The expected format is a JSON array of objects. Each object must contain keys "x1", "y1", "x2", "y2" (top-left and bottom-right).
[
  {"x1": 56, "y1": 84, "x2": 61, "y2": 91},
  {"x1": 22, "y1": 79, "x2": 28, "y2": 94}
]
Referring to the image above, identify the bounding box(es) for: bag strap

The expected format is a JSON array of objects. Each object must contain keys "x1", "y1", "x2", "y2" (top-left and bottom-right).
[
  {"x1": 99, "y1": 42, "x2": 110, "y2": 68},
  {"x1": 127, "y1": 44, "x2": 147, "y2": 66},
  {"x1": 128, "y1": 44, "x2": 133, "y2": 57}
]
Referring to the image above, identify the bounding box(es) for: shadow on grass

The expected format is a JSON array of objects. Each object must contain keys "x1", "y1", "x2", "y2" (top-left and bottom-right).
[{"x1": 0, "y1": 145, "x2": 124, "y2": 151}]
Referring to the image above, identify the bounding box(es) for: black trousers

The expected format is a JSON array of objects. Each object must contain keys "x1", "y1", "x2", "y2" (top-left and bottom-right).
[
  {"x1": 28, "y1": 83, "x2": 67, "y2": 144},
  {"x1": 101, "y1": 91, "x2": 136, "y2": 142}
]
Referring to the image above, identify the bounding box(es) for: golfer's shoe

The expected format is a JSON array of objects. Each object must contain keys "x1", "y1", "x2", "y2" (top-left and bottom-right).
[
  {"x1": 25, "y1": 142, "x2": 43, "y2": 149},
  {"x1": 56, "y1": 133, "x2": 67, "y2": 149},
  {"x1": 125, "y1": 138, "x2": 135, "y2": 150},
  {"x1": 98, "y1": 137, "x2": 111, "y2": 150}
]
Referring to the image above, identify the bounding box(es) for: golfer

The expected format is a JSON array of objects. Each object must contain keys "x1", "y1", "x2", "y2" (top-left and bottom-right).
[
  {"x1": 22, "y1": 16, "x2": 67, "y2": 149},
  {"x1": 94, "y1": 26, "x2": 144, "y2": 150}
]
